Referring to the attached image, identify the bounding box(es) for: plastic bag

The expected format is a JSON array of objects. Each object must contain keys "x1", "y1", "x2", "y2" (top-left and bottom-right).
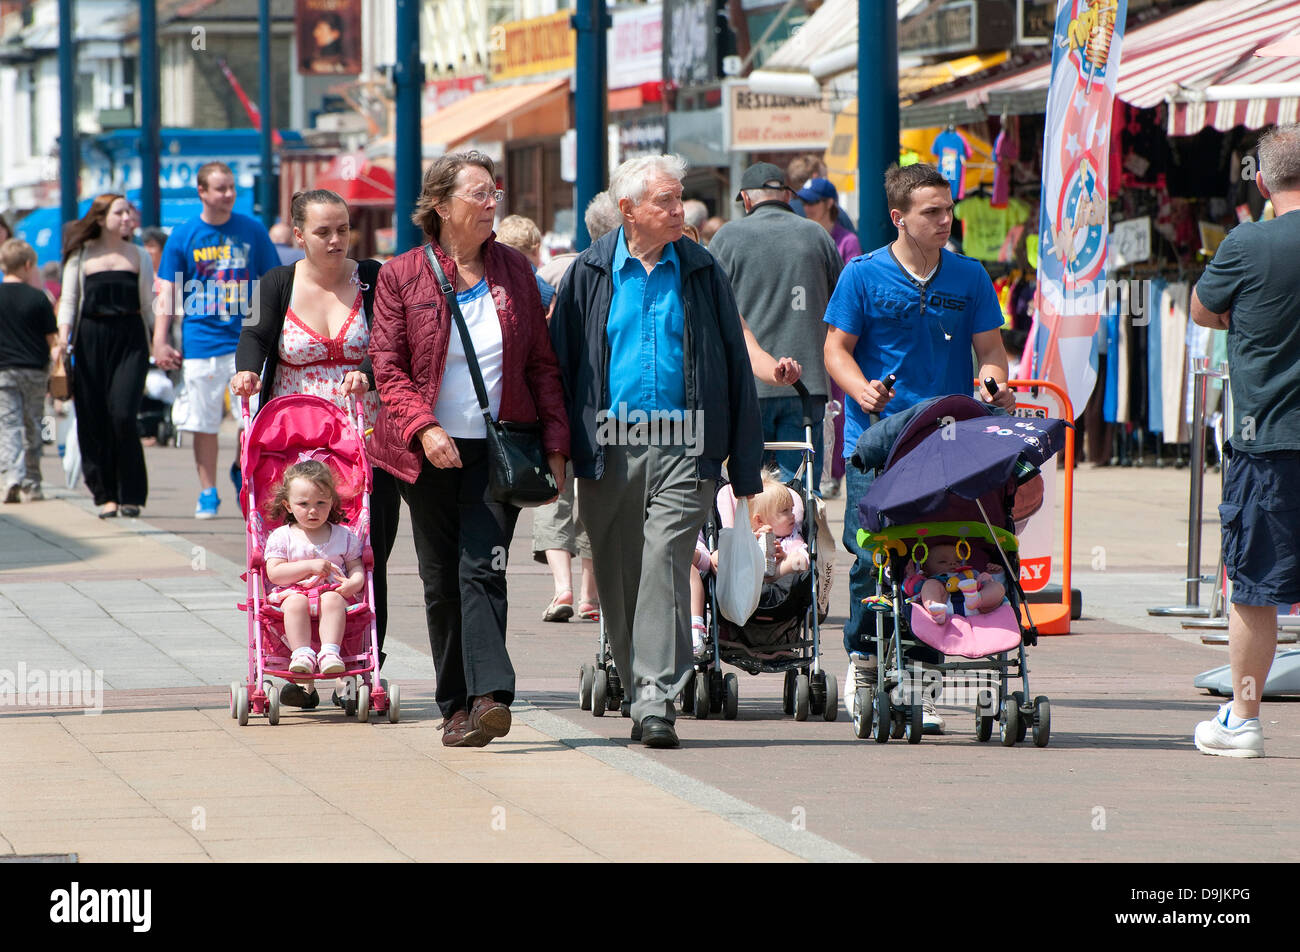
[
  {"x1": 715, "y1": 497, "x2": 764, "y2": 624},
  {"x1": 62, "y1": 407, "x2": 82, "y2": 489}
]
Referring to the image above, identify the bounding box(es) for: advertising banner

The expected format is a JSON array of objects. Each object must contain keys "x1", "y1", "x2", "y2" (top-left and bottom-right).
[
  {"x1": 1027, "y1": 0, "x2": 1127, "y2": 411},
  {"x1": 296, "y1": 0, "x2": 362, "y2": 76}
]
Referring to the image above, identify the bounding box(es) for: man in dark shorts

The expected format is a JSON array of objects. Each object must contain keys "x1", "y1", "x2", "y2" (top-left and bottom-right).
[{"x1": 1191, "y1": 122, "x2": 1300, "y2": 758}]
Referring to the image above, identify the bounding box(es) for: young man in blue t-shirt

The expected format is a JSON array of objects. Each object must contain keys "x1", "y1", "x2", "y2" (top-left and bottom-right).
[
  {"x1": 153, "y1": 162, "x2": 279, "y2": 518},
  {"x1": 823, "y1": 162, "x2": 1012, "y2": 732}
]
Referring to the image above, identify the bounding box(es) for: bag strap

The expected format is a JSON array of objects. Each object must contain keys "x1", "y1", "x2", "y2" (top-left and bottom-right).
[
  {"x1": 70, "y1": 246, "x2": 86, "y2": 352},
  {"x1": 424, "y1": 244, "x2": 493, "y2": 424}
]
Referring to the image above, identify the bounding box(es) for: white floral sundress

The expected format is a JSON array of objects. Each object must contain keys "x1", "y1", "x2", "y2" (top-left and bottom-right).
[{"x1": 272, "y1": 289, "x2": 379, "y2": 433}]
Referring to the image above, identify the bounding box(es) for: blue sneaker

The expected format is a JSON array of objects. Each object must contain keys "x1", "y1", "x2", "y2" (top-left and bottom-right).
[{"x1": 195, "y1": 488, "x2": 220, "y2": 519}]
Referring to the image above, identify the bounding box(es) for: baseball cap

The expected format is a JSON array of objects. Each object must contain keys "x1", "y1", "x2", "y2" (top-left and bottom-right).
[
  {"x1": 795, "y1": 177, "x2": 838, "y2": 205},
  {"x1": 735, "y1": 162, "x2": 789, "y2": 201}
]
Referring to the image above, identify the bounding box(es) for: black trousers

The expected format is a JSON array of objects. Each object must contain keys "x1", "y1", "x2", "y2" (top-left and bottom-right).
[
  {"x1": 73, "y1": 314, "x2": 149, "y2": 507},
  {"x1": 369, "y1": 465, "x2": 401, "y2": 662},
  {"x1": 397, "y1": 439, "x2": 520, "y2": 718}
]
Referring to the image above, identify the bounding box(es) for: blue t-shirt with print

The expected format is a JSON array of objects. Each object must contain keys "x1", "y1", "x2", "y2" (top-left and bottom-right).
[
  {"x1": 158, "y1": 212, "x2": 279, "y2": 358},
  {"x1": 931, "y1": 130, "x2": 970, "y2": 199},
  {"x1": 823, "y1": 245, "x2": 1004, "y2": 458}
]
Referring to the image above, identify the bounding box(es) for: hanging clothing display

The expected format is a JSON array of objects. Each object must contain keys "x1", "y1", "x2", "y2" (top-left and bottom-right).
[
  {"x1": 931, "y1": 128, "x2": 971, "y2": 200},
  {"x1": 1160, "y1": 283, "x2": 1190, "y2": 442},
  {"x1": 1146, "y1": 278, "x2": 1166, "y2": 435},
  {"x1": 992, "y1": 116, "x2": 1018, "y2": 209},
  {"x1": 953, "y1": 196, "x2": 1031, "y2": 262}
]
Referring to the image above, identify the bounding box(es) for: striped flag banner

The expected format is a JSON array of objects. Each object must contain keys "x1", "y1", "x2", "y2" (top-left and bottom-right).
[{"x1": 1029, "y1": 0, "x2": 1128, "y2": 410}]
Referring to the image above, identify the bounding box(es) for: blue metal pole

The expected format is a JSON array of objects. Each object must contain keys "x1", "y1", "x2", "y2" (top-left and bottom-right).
[
  {"x1": 394, "y1": 0, "x2": 422, "y2": 254},
  {"x1": 58, "y1": 0, "x2": 78, "y2": 230},
  {"x1": 258, "y1": 0, "x2": 273, "y2": 227},
  {"x1": 139, "y1": 0, "x2": 160, "y2": 228},
  {"x1": 857, "y1": 0, "x2": 898, "y2": 252},
  {"x1": 571, "y1": 0, "x2": 609, "y2": 251}
]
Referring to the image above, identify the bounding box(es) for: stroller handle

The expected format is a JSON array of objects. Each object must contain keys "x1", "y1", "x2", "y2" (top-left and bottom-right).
[{"x1": 791, "y1": 379, "x2": 815, "y2": 429}]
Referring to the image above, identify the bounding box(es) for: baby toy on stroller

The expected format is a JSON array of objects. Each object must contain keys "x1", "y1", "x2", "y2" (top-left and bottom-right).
[
  {"x1": 851, "y1": 384, "x2": 1067, "y2": 746},
  {"x1": 229, "y1": 393, "x2": 397, "y2": 726}
]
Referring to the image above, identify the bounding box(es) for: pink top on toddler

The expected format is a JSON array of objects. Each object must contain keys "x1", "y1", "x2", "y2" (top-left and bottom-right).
[
  {"x1": 264, "y1": 522, "x2": 363, "y2": 603},
  {"x1": 693, "y1": 483, "x2": 807, "y2": 572}
]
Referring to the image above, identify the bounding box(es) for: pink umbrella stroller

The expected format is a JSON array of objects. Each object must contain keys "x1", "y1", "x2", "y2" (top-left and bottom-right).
[{"x1": 229, "y1": 393, "x2": 398, "y2": 725}]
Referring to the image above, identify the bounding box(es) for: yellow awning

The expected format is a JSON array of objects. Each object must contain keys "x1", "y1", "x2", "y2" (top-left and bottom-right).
[{"x1": 899, "y1": 52, "x2": 1009, "y2": 104}]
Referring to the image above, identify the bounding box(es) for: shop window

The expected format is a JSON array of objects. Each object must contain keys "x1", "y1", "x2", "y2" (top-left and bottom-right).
[{"x1": 506, "y1": 140, "x2": 572, "y2": 235}]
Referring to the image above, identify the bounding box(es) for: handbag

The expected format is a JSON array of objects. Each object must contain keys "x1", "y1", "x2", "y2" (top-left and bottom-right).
[
  {"x1": 715, "y1": 497, "x2": 765, "y2": 624},
  {"x1": 48, "y1": 357, "x2": 72, "y2": 400},
  {"x1": 424, "y1": 245, "x2": 557, "y2": 508},
  {"x1": 49, "y1": 248, "x2": 85, "y2": 400}
]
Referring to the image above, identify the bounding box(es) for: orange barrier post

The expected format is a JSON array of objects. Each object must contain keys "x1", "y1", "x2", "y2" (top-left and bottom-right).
[{"x1": 1007, "y1": 379, "x2": 1075, "y2": 635}]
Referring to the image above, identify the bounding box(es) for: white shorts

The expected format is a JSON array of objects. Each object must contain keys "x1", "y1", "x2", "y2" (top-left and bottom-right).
[{"x1": 174, "y1": 353, "x2": 237, "y2": 434}]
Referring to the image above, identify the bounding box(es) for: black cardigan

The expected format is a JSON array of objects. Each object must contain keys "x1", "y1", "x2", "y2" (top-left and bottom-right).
[{"x1": 236, "y1": 258, "x2": 382, "y2": 416}]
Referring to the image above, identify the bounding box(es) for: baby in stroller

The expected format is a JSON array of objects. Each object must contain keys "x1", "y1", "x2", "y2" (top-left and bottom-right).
[
  {"x1": 689, "y1": 471, "x2": 811, "y2": 658},
  {"x1": 904, "y1": 540, "x2": 1008, "y2": 624},
  {"x1": 264, "y1": 459, "x2": 365, "y2": 676}
]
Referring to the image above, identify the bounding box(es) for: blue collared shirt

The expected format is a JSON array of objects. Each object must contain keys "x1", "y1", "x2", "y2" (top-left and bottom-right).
[{"x1": 606, "y1": 227, "x2": 686, "y2": 416}]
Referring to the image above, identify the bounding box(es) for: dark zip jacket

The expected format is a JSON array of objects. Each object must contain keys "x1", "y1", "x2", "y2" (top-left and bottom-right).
[{"x1": 549, "y1": 229, "x2": 763, "y2": 497}]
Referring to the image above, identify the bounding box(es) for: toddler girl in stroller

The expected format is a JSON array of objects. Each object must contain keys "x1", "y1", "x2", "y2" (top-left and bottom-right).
[
  {"x1": 689, "y1": 471, "x2": 809, "y2": 658},
  {"x1": 264, "y1": 459, "x2": 364, "y2": 676}
]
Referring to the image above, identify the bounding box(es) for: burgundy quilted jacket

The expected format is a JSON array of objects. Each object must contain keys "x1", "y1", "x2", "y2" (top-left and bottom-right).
[{"x1": 367, "y1": 235, "x2": 570, "y2": 483}]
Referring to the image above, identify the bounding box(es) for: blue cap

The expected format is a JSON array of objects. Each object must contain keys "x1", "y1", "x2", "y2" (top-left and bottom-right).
[{"x1": 795, "y1": 177, "x2": 837, "y2": 205}]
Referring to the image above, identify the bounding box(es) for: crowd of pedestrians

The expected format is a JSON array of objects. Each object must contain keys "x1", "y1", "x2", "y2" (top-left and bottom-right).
[{"x1": 7, "y1": 125, "x2": 1298, "y2": 758}]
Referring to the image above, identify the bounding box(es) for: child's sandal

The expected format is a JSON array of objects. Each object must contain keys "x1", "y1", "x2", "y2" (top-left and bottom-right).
[{"x1": 317, "y1": 649, "x2": 346, "y2": 676}]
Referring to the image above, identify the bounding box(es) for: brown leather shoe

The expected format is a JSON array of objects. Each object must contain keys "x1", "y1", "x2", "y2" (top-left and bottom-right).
[
  {"x1": 465, "y1": 695, "x2": 511, "y2": 747},
  {"x1": 440, "y1": 709, "x2": 472, "y2": 747}
]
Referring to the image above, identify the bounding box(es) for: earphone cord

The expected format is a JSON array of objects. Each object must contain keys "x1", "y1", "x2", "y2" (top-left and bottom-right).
[{"x1": 901, "y1": 225, "x2": 952, "y2": 342}]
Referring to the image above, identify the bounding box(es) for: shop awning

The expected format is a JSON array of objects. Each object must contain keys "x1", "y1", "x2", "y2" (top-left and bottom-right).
[
  {"x1": 311, "y1": 153, "x2": 396, "y2": 206},
  {"x1": 917, "y1": 0, "x2": 1300, "y2": 136},
  {"x1": 423, "y1": 79, "x2": 569, "y2": 152},
  {"x1": 899, "y1": 52, "x2": 1008, "y2": 104}
]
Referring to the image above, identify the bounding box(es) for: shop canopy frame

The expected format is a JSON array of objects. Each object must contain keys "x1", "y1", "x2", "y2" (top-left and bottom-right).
[{"x1": 908, "y1": 0, "x2": 1300, "y2": 136}]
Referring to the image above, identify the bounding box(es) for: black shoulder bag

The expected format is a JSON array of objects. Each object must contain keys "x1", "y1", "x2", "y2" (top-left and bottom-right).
[{"x1": 424, "y1": 245, "x2": 557, "y2": 508}]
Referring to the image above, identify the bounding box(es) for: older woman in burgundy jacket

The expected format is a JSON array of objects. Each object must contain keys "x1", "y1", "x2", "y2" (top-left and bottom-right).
[{"x1": 368, "y1": 151, "x2": 569, "y2": 748}]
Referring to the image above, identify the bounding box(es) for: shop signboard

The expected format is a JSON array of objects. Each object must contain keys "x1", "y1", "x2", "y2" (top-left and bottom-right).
[
  {"x1": 609, "y1": 4, "x2": 663, "y2": 90},
  {"x1": 618, "y1": 117, "x2": 669, "y2": 164},
  {"x1": 423, "y1": 75, "x2": 486, "y2": 115},
  {"x1": 296, "y1": 0, "x2": 363, "y2": 75},
  {"x1": 490, "y1": 11, "x2": 575, "y2": 82},
  {"x1": 1028, "y1": 0, "x2": 1129, "y2": 412},
  {"x1": 900, "y1": 0, "x2": 1014, "y2": 57},
  {"x1": 1017, "y1": 0, "x2": 1055, "y2": 45},
  {"x1": 726, "y1": 81, "x2": 831, "y2": 152},
  {"x1": 1011, "y1": 390, "x2": 1062, "y2": 595},
  {"x1": 1109, "y1": 216, "x2": 1151, "y2": 268},
  {"x1": 662, "y1": 0, "x2": 715, "y2": 89}
]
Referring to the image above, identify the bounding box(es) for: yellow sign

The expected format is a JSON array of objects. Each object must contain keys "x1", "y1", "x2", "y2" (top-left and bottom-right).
[
  {"x1": 490, "y1": 12, "x2": 575, "y2": 81},
  {"x1": 727, "y1": 82, "x2": 831, "y2": 152}
]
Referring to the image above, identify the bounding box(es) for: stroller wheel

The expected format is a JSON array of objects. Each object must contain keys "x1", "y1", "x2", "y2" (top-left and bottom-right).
[
  {"x1": 266, "y1": 684, "x2": 281, "y2": 726},
  {"x1": 904, "y1": 703, "x2": 923, "y2": 744},
  {"x1": 591, "y1": 668, "x2": 608, "y2": 717},
  {"x1": 821, "y1": 671, "x2": 838, "y2": 722},
  {"x1": 387, "y1": 682, "x2": 401, "y2": 724},
  {"x1": 1013, "y1": 691, "x2": 1028, "y2": 743},
  {"x1": 793, "y1": 674, "x2": 810, "y2": 722},
  {"x1": 872, "y1": 688, "x2": 891, "y2": 743},
  {"x1": 782, "y1": 669, "x2": 796, "y2": 716},
  {"x1": 578, "y1": 664, "x2": 593, "y2": 710},
  {"x1": 723, "y1": 673, "x2": 739, "y2": 720},
  {"x1": 229, "y1": 681, "x2": 241, "y2": 719},
  {"x1": 709, "y1": 669, "x2": 724, "y2": 714},
  {"x1": 356, "y1": 684, "x2": 370, "y2": 723},
  {"x1": 693, "y1": 668, "x2": 710, "y2": 720},
  {"x1": 852, "y1": 688, "x2": 872, "y2": 739},
  {"x1": 681, "y1": 671, "x2": 696, "y2": 716},
  {"x1": 1032, "y1": 696, "x2": 1050, "y2": 748},
  {"x1": 235, "y1": 686, "x2": 249, "y2": 727},
  {"x1": 974, "y1": 683, "x2": 997, "y2": 742},
  {"x1": 1000, "y1": 694, "x2": 1020, "y2": 747}
]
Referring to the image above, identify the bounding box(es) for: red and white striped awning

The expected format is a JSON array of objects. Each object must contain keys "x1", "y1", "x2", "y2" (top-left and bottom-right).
[{"x1": 928, "y1": 0, "x2": 1300, "y2": 137}]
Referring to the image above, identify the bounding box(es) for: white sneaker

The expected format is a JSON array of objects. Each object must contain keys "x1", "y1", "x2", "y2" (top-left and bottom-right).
[
  {"x1": 1194, "y1": 702, "x2": 1264, "y2": 758},
  {"x1": 922, "y1": 698, "x2": 945, "y2": 734}
]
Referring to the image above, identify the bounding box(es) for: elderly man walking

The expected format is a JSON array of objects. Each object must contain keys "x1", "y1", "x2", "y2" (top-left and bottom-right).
[
  {"x1": 1191, "y1": 123, "x2": 1300, "y2": 758},
  {"x1": 551, "y1": 154, "x2": 762, "y2": 748},
  {"x1": 708, "y1": 162, "x2": 843, "y2": 494}
]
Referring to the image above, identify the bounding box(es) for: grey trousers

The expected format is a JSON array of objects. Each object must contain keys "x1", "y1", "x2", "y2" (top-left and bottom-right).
[
  {"x1": 579, "y1": 442, "x2": 714, "y2": 724},
  {"x1": 0, "y1": 367, "x2": 47, "y2": 493}
]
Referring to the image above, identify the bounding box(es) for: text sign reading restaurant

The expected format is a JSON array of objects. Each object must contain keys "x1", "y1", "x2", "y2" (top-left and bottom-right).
[
  {"x1": 727, "y1": 82, "x2": 831, "y2": 152},
  {"x1": 490, "y1": 11, "x2": 576, "y2": 81}
]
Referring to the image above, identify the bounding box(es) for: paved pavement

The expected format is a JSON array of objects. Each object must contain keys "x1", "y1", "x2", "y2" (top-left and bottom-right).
[{"x1": 2, "y1": 423, "x2": 1296, "y2": 863}]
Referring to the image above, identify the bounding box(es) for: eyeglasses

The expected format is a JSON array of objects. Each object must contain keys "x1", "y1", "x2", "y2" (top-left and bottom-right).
[{"x1": 453, "y1": 188, "x2": 505, "y2": 206}]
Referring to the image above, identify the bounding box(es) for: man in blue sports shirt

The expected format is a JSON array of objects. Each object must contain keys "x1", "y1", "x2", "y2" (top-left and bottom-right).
[
  {"x1": 152, "y1": 162, "x2": 279, "y2": 519},
  {"x1": 824, "y1": 163, "x2": 1013, "y2": 732}
]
